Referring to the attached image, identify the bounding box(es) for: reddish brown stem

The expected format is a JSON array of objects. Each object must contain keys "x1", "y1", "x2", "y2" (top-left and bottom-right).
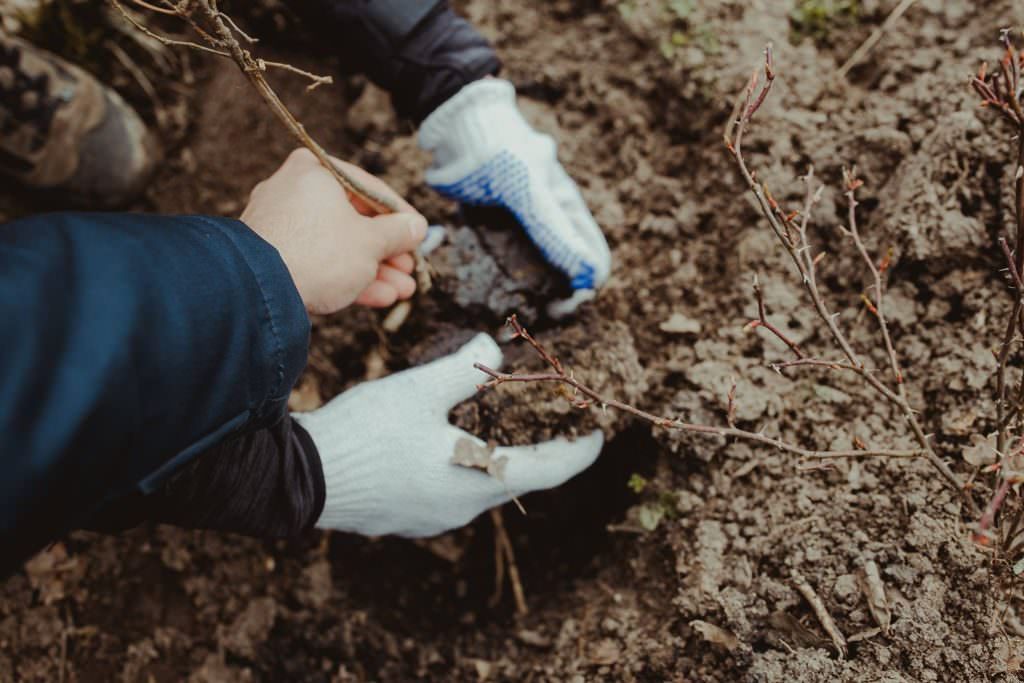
[
  {"x1": 745, "y1": 275, "x2": 805, "y2": 359},
  {"x1": 479, "y1": 318, "x2": 922, "y2": 462}
]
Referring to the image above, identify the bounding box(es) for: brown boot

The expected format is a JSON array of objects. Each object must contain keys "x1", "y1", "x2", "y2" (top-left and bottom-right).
[{"x1": 0, "y1": 32, "x2": 157, "y2": 207}]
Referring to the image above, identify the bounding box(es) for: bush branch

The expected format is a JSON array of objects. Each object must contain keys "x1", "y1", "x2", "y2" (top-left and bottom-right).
[
  {"x1": 475, "y1": 316, "x2": 923, "y2": 462},
  {"x1": 723, "y1": 47, "x2": 972, "y2": 510}
]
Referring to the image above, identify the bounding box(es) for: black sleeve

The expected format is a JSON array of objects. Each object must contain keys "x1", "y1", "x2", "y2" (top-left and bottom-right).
[
  {"x1": 292, "y1": 0, "x2": 501, "y2": 123},
  {"x1": 0, "y1": 213, "x2": 310, "y2": 576},
  {"x1": 88, "y1": 415, "x2": 326, "y2": 539}
]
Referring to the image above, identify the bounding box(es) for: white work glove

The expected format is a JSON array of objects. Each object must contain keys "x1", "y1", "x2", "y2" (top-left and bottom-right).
[
  {"x1": 293, "y1": 334, "x2": 604, "y2": 537},
  {"x1": 418, "y1": 78, "x2": 612, "y2": 315}
]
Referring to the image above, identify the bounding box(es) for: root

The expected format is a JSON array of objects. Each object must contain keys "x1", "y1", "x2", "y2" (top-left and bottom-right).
[{"x1": 489, "y1": 509, "x2": 527, "y2": 616}]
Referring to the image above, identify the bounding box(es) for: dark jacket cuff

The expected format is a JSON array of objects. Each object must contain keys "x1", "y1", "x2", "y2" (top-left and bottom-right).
[{"x1": 89, "y1": 415, "x2": 325, "y2": 538}]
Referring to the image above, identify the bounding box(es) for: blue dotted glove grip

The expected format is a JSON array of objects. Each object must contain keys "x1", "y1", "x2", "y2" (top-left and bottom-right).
[{"x1": 431, "y1": 150, "x2": 597, "y2": 290}]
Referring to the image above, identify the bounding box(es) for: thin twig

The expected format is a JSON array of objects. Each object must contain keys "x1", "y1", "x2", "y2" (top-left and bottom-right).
[
  {"x1": 104, "y1": 39, "x2": 162, "y2": 109},
  {"x1": 744, "y1": 274, "x2": 805, "y2": 358},
  {"x1": 258, "y1": 60, "x2": 333, "y2": 91},
  {"x1": 111, "y1": 0, "x2": 432, "y2": 292},
  {"x1": 490, "y1": 509, "x2": 527, "y2": 615},
  {"x1": 196, "y1": 1, "x2": 400, "y2": 214},
  {"x1": 477, "y1": 317, "x2": 923, "y2": 462},
  {"x1": 128, "y1": 0, "x2": 178, "y2": 15},
  {"x1": 834, "y1": 0, "x2": 919, "y2": 82},
  {"x1": 769, "y1": 358, "x2": 861, "y2": 374},
  {"x1": 844, "y1": 169, "x2": 902, "y2": 386},
  {"x1": 110, "y1": 0, "x2": 401, "y2": 214},
  {"x1": 215, "y1": 9, "x2": 257, "y2": 43},
  {"x1": 110, "y1": 0, "x2": 229, "y2": 57},
  {"x1": 996, "y1": 238, "x2": 1024, "y2": 443},
  {"x1": 724, "y1": 51, "x2": 973, "y2": 509}
]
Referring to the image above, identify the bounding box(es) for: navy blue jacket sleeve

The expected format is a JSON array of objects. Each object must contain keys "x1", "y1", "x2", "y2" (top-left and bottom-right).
[{"x1": 0, "y1": 212, "x2": 310, "y2": 572}]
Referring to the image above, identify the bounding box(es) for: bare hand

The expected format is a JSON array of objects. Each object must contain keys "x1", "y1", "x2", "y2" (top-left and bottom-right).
[{"x1": 241, "y1": 148, "x2": 426, "y2": 314}]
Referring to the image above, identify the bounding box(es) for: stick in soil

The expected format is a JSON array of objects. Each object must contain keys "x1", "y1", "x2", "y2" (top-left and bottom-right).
[
  {"x1": 833, "y1": 0, "x2": 919, "y2": 82},
  {"x1": 489, "y1": 509, "x2": 527, "y2": 616},
  {"x1": 858, "y1": 559, "x2": 891, "y2": 636},
  {"x1": 792, "y1": 571, "x2": 848, "y2": 659}
]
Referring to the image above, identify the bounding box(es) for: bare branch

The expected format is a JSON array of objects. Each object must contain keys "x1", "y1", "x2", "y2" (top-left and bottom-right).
[
  {"x1": 744, "y1": 274, "x2": 805, "y2": 359},
  {"x1": 477, "y1": 317, "x2": 923, "y2": 463},
  {"x1": 109, "y1": 0, "x2": 229, "y2": 57},
  {"x1": 972, "y1": 36, "x2": 1024, "y2": 544},
  {"x1": 725, "y1": 53, "x2": 972, "y2": 509}
]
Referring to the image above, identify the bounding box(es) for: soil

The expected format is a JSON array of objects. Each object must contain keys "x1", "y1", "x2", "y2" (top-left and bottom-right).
[{"x1": 4, "y1": 0, "x2": 1024, "y2": 681}]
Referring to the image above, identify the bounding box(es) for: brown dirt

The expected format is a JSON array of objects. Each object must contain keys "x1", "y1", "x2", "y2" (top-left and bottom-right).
[{"x1": 4, "y1": 1, "x2": 1024, "y2": 681}]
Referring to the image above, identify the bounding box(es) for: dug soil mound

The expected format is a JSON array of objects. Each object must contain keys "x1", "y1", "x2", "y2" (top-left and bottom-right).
[{"x1": 4, "y1": 1, "x2": 1024, "y2": 681}]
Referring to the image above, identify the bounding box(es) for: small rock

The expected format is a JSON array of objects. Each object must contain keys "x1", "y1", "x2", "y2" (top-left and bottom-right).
[
  {"x1": 589, "y1": 639, "x2": 621, "y2": 665},
  {"x1": 221, "y1": 597, "x2": 277, "y2": 660},
  {"x1": 516, "y1": 629, "x2": 552, "y2": 649},
  {"x1": 659, "y1": 312, "x2": 702, "y2": 335},
  {"x1": 833, "y1": 574, "x2": 859, "y2": 603}
]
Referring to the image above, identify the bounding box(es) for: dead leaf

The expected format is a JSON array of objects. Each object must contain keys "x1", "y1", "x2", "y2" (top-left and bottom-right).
[
  {"x1": 451, "y1": 438, "x2": 508, "y2": 481},
  {"x1": 767, "y1": 611, "x2": 830, "y2": 650},
  {"x1": 636, "y1": 503, "x2": 664, "y2": 531},
  {"x1": 793, "y1": 571, "x2": 847, "y2": 659},
  {"x1": 963, "y1": 432, "x2": 998, "y2": 467},
  {"x1": 992, "y1": 637, "x2": 1024, "y2": 674},
  {"x1": 690, "y1": 620, "x2": 740, "y2": 652}
]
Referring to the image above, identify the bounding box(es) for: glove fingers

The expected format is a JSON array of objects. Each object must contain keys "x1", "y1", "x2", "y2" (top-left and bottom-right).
[
  {"x1": 524, "y1": 180, "x2": 603, "y2": 289},
  {"x1": 498, "y1": 431, "x2": 605, "y2": 493},
  {"x1": 401, "y1": 333, "x2": 504, "y2": 411},
  {"x1": 549, "y1": 165, "x2": 611, "y2": 287}
]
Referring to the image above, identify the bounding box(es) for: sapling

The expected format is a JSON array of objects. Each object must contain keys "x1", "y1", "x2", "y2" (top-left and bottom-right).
[{"x1": 477, "y1": 45, "x2": 979, "y2": 523}]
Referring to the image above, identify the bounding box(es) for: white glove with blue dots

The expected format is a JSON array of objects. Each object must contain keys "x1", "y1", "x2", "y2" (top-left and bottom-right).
[{"x1": 418, "y1": 78, "x2": 611, "y2": 315}]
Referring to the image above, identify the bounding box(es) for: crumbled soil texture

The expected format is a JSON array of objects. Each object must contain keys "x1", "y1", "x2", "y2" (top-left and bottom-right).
[{"x1": 4, "y1": 1, "x2": 1024, "y2": 681}]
